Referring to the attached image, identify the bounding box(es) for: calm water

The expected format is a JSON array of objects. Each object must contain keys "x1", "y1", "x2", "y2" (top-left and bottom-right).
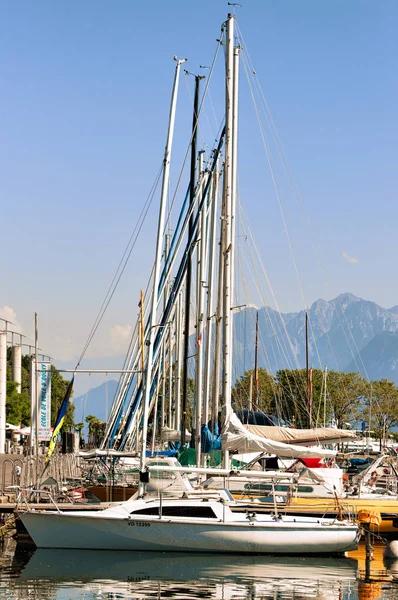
[{"x1": 1, "y1": 538, "x2": 398, "y2": 600}]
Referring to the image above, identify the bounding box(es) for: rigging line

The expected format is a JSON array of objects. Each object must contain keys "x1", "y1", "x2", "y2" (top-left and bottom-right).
[
  {"x1": 246, "y1": 68, "x2": 342, "y2": 375},
  {"x1": 241, "y1": 51, "x2": 327, "y2": 384},
  {"x1": 239, "y1": 227, "x2": 298, "y2": 380},
  {"x1": 238, "y1": 204, "x2": 310, "y2": 415},
  {"x1": 163, "y1": 32, "x2": 225, "y2": 234},
  {"x1": 75, "y1": 163, "x2": 163, "y2": 370},
  {"x1": 237, "y1": 198, "x2": 286, "y2": 376},
  {"x1": 243, "y1": 71, "x2": 331, "y2": 376},
  {"x1": 238, "y1": 25, "x2": 367, "y2": 380},
  {"x1": 235, "y1": 228, "x2": 273, "y2": 376},
  {"x1": 237, "y1": 29, "x2": 334, "y2": 367},
  {"x1": 240, "y1": 222, "x2": 295, "y2": 373},
  {"x1": 207, "y1": 88, "x2": 221, "y2": 136},
  {"x1": 238, "y1": 199, "x2": 302, "y2": 374},
  {"x1": 105, "y1": 275, "x2": 154, "y2": 440},
  {"x1": 240, "y1": 249, "x2": 307, "y2": 419}
]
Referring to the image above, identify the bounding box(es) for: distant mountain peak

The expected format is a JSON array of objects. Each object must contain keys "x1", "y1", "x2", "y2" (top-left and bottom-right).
[
  {"x1": 331, "y1": 293, "x2": 361, "y2": 310},
  {"x1": 232, "y1": 292, "x2": 398, "y2": 387}
]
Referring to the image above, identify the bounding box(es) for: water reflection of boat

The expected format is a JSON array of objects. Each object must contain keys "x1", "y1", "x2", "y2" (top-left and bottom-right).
[
  {"x1": 22, "y1": 548, "x2": 359, "y2": 582},
  {"x1": 21, "y1": 548, "x2": 358, "y2": 585}
]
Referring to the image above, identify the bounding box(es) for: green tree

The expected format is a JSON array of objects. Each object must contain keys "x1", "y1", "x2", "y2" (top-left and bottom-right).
[
  {"x1": 6, "y1": 380, "x2": 30, "y2": 426},
  {"x1": 276, "y1": 369, "x2": 317, "y2": 427},
  {"x1": 362, "y1": 379, "x2": 398, "y2": 448},
  {"x1": 85, "y1": 414, "x2": 105, "y2": 447},
  {"x1": 326, "y1": 371, "x2": 367, "y2": 428},
  {"x1": 275, "y1": 369, "x2": 367, "y2": 428},
  {"x1": 5, "y1": 352, "x2": 75, "y2": 428},
  {"x1": 232, "y1": 368, "x2": 277, "y2": 414}
]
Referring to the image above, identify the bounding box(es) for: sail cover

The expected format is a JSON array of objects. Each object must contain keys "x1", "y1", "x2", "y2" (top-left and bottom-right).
[
  {"x1": 222, "y1": 413, "x2": 337, "y2": 458},
  {"x1": 245, "y1": 425, "x2": 357, "y2": 445},
  {"x1": 161, "y1": 427, "x2": 191, "y2": 442}
]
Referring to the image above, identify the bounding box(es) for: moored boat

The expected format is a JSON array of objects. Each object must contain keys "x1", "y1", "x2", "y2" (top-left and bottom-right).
[{"x1": 20, "y1": 493, "x2": 359, "y2": 553}]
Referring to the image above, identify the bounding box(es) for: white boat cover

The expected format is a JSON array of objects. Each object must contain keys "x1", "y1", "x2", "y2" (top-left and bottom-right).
[
  {"x1": 300, "y1": 467, "x2": 343, "y2": 496},
  {"x1": 79, "y1": 449, "x2": 138, "y2": 458},
  {"x1": 161, "y1": 427, "x2": 191, "y2": 442},
  {"x1": 222, "y1": 413, "x2": 337, "y2": 458},
  {"x1": 245, "y1": 425, "x2": 356, "y2": 445}
]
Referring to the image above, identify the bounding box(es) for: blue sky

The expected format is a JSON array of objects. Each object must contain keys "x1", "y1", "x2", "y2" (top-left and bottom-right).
[{"x1": 1, "y1": 0, "x2": 397, "y2": 366}]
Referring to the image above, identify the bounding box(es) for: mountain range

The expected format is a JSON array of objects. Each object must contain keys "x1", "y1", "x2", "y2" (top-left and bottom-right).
[
  {"x1": 233, "y1": 293, "x2": 398, "y2": 381},
  {"x1": 72, "y1": 293, "x2": 398, "y2": 421}
]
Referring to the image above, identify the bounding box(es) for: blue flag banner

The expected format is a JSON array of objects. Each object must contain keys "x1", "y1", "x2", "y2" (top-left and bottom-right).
[{"x1": 45, "y1": 376, "x2": 74, "y2": 463}]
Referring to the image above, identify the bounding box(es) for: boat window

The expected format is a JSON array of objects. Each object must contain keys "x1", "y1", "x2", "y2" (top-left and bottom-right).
[
  {"x1": 130, "y1": 505, "x2": 217, "y2": 518},
  {"x1": 244, "y1": 483, "x2": 314, "y2": 493}
]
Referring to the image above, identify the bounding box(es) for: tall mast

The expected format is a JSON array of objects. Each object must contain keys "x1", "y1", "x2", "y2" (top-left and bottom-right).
[
  {"x1": 168, "y1": 319, "x2": 174, "y2": 429},
  {"x1": 203, "y1": 166, "x2": 219, "y2": 429},
  {"x1": 222, "y1": 13, "x2": 235, "y2": 468},
  {"x1": 212, "y1": 188, "x2": 225, "y2": 435},
  {"x1": 174, "y1": 291, "x2": 183, "y2": 428},
  {"x1": 181, "y1": 74, "x2": 202, "y2": 447},
  {"x1": 323, "y1": 365, "x2": 328, "y2": 427},
  {"x1": 229, "y1": 40, "x2": 241, "y2": 375},
  {"x1": 138, "y1": 289, "x2": 145, "y2": 452},
  {"x1": 254, "y1": 310, "x2": 259, "y2": 406},
  {"x1": 138, "y1": 57, "x2": 186, "y2": 495},
  {"x1": 195, "y1": 153, "x2": 206, "y2": 467},
  {"x1": 34, "y1": 312, "x2": 39, "y2": 486},
  {"x1": 160, "y1": 234, "x2": 170, "y2": 431},
  {"x1": 305, "y1": 311, "x2": 311, "y2": 427}
]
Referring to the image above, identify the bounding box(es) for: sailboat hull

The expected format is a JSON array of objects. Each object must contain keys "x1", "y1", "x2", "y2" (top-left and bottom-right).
[{"x1": 20, "y1": 511, "x2": 359, "y2": 554}]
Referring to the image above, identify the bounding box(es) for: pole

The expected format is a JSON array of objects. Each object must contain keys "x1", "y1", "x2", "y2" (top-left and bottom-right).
[
  {"x1": 12, "y1": 345, "x2": 22, "y2": 394},
  {"x1": 228, "y1": 40, "x2": 240, "y2": 378},
  {"x1": 195, "y1": 153, "x2": 206, "y2": 467},
  {"x1": 140, "y1": 291, "x2": 145, "y2": 375},
  {"x1": 0, "y1": 333, "x2": 7, "y2": 454},
  {"x1": 323, "y1": 366, "x2": 328, "y2": 427},
  {"x1": 174, "y1": 292, "x2": 183, "y2": 430},
  {"x1": 34, "y1": 313, "x2": 39, "y2": 484},
  {"x1": 29, "y1": 356, "x2": 36, "y2": 454},
  {"x1": 203, "y1": 167, "x2": 219, "y2": 427},
  {"x1": 222, "y1": 13, "x2": 235, "y2": 469},
  {"x1": 181, "y1": 74, "x2": 202, "y2": 447},
  {"x1": 254, "y1": 311, "x2": 259, "y2": 407},
  {"x1": 162, "y1": 235, "x2": 170, "y2": 431},
  {"x1": 138, "y1": 57, "x2": 186, "y2": 496},
  {"x1": 305, "y1": 311, "x2": 310, "y2": 426},
  {"x1": 168, "y1": 321, "x2": 173, "y2": 429},
  {"x1": 212, "y1": 190, "x2": 225, "y2": 435},
  {"x1": 138, "y1": 290, "x2": 145, "y2": 452}
]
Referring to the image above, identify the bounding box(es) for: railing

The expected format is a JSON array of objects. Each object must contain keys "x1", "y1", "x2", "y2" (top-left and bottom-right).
[
  {"x1": 0, "y1": 458, "x2": 23, "y2": 496},
  {"x1": 0, "y1": 454, "x2": 84, "y2": 502}
]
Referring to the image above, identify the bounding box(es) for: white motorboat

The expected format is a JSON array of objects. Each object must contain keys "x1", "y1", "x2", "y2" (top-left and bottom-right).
[{"x1": 19, "y1": 492, "x2": 359, "y2": 554}]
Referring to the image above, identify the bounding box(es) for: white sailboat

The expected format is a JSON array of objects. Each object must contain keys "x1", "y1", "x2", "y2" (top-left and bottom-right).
[
  {"x1": 19, "y1": 13, "x2": 359, "y2": 554},
  {"x1": 21, "y1": 492, "x2": 358, "y2": 553}
]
